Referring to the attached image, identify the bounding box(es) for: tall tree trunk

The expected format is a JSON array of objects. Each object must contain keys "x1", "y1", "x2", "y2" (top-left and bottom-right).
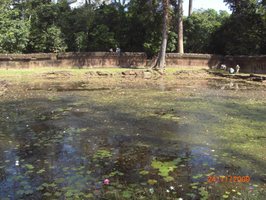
[
  {"x1": 188, "y1": 0, "x2": 192, "y2": 16},
  {"x1": 152, "y1": 0, "x2": 169, "y2": 74},
  {"x1": 178, "y1": 0, "x2": 183, "y2": 53}
]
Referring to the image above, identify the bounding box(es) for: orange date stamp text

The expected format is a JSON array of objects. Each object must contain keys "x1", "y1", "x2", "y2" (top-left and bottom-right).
[{"x1": 208, "y1": 176, "x2": 250, "y2": 183}]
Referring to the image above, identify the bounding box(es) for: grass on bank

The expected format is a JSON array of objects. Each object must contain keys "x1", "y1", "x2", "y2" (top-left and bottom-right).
[
  {"x1": 0, "y1": 68, "x2": 207, "y2": 77},
  {"x1": 0, "y1": 68, "x2": 137, "y2": 77}
]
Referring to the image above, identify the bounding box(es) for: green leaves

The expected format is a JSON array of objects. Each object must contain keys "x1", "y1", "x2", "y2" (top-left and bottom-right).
[
  {"x1": 89, "y1": 25, "x2": 118, "y2": 52},
  {"x1": 0, "y1": 7, "x2": 30, "y2": 54},
  {"x1": 47, "y1": 24, "x2": 68, "y2": 53}
]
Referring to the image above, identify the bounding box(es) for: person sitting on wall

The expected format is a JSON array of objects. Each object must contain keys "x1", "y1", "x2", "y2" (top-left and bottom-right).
[
  {"x1": 229, "y1": 67, "x2": 235, "y2": 74},
  {"x1": 221, "y1": 64, "x2": 227, "y2": 72},
  {"x1": 110, "y1": 48, "x2": 113, "y2": 53},
  {"x1": 116, "y1": 47, "x2": 121, "y2": 53},
  {"x1": 236, "y1": 65, "x2": 240, "y2": 74}
]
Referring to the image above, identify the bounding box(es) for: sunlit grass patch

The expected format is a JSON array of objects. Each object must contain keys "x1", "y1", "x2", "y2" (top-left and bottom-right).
[
  {"x1": 165, "y1": 68, "x2": 205, "y2": 74},
  {"x1": 0, "y1": 68, "x2": 149, "y2": 77}
]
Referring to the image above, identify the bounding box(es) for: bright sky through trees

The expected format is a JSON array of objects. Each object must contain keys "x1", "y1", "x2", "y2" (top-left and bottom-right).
[
  {"x1": 71, "y1": 0, "x2": 232, "y2": 15},
  {"x1": 183, "y1": 0, "x2": 232, "y2": 16}
]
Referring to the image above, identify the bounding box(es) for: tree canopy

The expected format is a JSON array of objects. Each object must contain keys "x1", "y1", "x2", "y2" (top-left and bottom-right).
[{"x1": 0, "y1": 0, "x2": 265, "y2": 57}]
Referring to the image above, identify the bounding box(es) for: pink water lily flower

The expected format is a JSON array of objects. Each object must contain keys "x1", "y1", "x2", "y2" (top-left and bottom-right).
[{"x1": 104, "y1": 179, "x2": 110, "y2": 184}]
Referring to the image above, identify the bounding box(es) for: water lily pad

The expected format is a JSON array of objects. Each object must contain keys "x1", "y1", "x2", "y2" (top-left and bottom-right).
[
  {"x1": 25, "y1": 190, "x2": 33, "y2": 194},
  {"x1": 49, "y1": 183, "x2": 57, "y2": 187},
  {"x1": 55, "y1": 192, "x2": 61, "y2": 196},
  {"x1": 85, "y1": 193, "x2": 94, "y2": 197},
  {"x1": 140, "y1": 170, "x2": 149, "y2": 175},
  {"x1": 37, "y1": 169, "x2": 45, "y2": 173},
  {"x1": 163, "y1": 176, "x2": 174, "y2": 181},
  {"x1": 42, "y1": 182, "x2": 50, "y2": 187},
  {"x1": 128, "y1": 183, "x2": 137, "y2": 188},
  {"x1": 44, "y1": 192, "x2": 52, "y2": 196},
  {"x1": 93, "y1": 190, "x2": 101, "y2": 195},
  {"x1": 17, "y1": 190, "x2": 24, "y2": 195},
  {"x1": 148, "y1": 179, "x2": 157, "y2": 184},
  {"x1": 20, "y1": 181, "x2": 28, "y2": 185},
  {"x1": 25, "y1": 164, "x2": 34, "y2": 169},
  {"x1": 24, "y1": 185, "x2": 31, "y2": 189},
  {"x1": 151, "y1": 161, "x2": 163, "y2": 168},
  {"x1": 117, "y1": 184, "x2": 124, "y2": 188},
  {"x1": 55, "y1": 178, "x2": 65, "y2": 184},
  {"x1": 65, "y1": 191, "x2": 73, "y2": 197},
  {"x1": 122, "y1": 190, "x2": 132, "y2": 198},
  {"x1": 36, "y1": 186, "x2": 44, "y2": 190}
]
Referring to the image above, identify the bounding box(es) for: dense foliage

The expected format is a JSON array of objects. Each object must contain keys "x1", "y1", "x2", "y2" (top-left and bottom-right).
[{"x1": 0, "y1": 0, "x2": 265, "y2": 57}]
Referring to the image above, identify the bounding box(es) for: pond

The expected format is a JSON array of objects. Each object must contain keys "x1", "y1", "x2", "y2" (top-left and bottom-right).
[{"x1": 0, "y1": 74, "x2": 266, "y2": 200}]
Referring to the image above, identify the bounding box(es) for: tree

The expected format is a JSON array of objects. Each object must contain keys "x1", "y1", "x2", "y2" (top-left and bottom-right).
[
  {"x1": 75, "y1": 32, "x2": 87, "y2": 52},
  {"x1": 0, "y1": 1, "x2": 30, "y2": 53},
  {"x1": 47, "y1": 24, "x2": 68, "y2": 53},
  {"x1": 151, "y1": 0, "x2": 170, "y2": 74},
  {"x1": 177, "y1": 0, "x2": 183, "y2": 53},
  {"x1": 212, "y1": 1, "x2": 266, "y2": 55},
  {"x1": 183, "y1": 9, "x2": 229, "y2": 53},
  {"x1": 89, "y1": 24, "x2": 118, "y2": 51},
  {"x1": 188, "y1": 0, "x2": 192, "y2": 16}
]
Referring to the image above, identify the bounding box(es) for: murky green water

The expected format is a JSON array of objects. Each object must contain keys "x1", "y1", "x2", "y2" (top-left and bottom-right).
[{"x1": 0, "y1": 75, "x2": 266, "y2": 199}]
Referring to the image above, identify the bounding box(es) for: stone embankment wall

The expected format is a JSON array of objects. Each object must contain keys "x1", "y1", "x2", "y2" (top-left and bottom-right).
[
  {"x1": 149, "y1": 53, "x2": 266, "y2": 74},
  {"x1": 0, "y1": 52, "x2": 266, "y2": 74},
  {"x1": 147, "y1": 53, "x2": 222, "y2": 69},
  {"x1": 0, "y1": 52, "x2": 147, "y2": 69},
  {"x1": 165, "y1": 53, "x2": 222, "y2": 69},
  {"x1": 223, "y1": 55, "x2": 266, "y2": 74}
]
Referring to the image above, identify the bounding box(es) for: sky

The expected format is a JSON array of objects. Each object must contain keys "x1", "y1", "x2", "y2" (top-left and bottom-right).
[
  {"x1": 183, "y1": 0, "x2": 232, "y2": 16},
  {"x1": 71, "y1": 0, "x2": 232, "y2": 15}
]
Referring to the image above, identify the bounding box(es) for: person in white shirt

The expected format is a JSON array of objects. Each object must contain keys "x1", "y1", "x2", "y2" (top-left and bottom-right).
[
  {"x1": 229, "y1": 68, "x2": 235, "y2": 74},
  {"x1": 236, "y1": 65, "x2": 240, "y2": 74},
  {"x1": 221, "y1": 64, "x2": 226, "y2": 72}
]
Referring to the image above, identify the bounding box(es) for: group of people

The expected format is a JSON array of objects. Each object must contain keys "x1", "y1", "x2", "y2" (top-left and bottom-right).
[
  {"x1": 220, "y1": 64, "x2": 240, "y2": 74},
  {"x1": 109, "y1": 47, "x2": 120, "y2": 53}
]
